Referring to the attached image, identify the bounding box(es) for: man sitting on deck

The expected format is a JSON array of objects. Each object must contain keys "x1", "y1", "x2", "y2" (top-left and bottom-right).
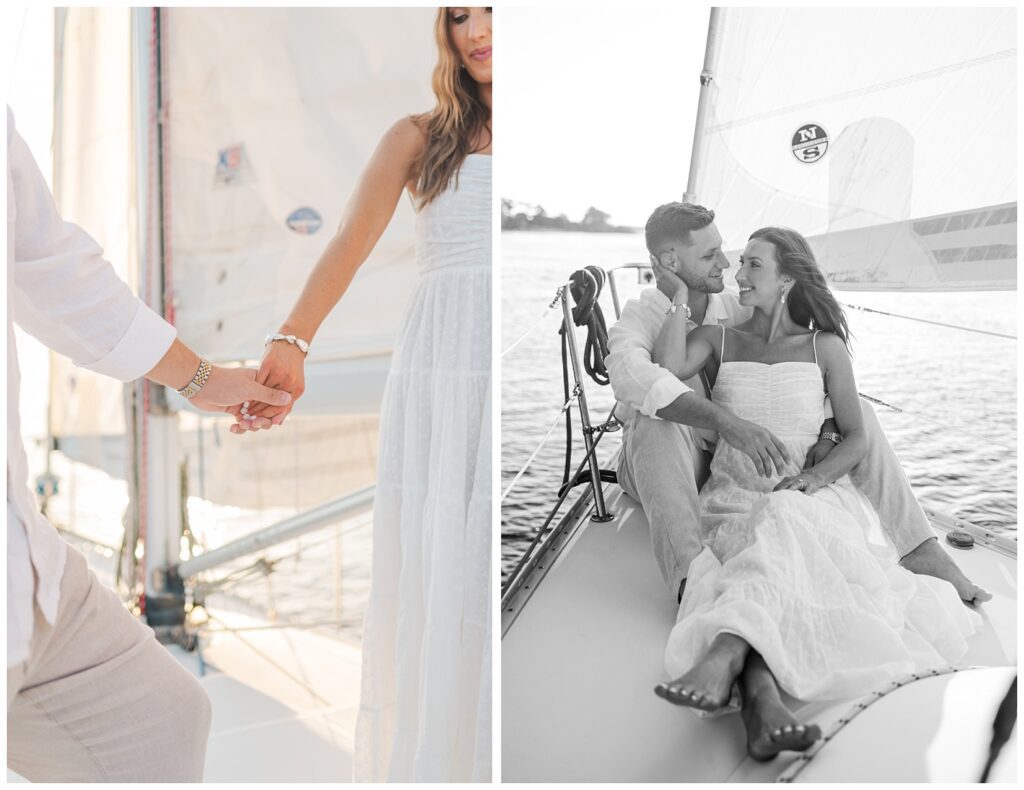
[{"x1": 606, "y1": 201, "x2": 989, "y2": 606}]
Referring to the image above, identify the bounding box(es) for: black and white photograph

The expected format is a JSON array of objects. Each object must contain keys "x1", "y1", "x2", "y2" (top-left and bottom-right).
[{"x1": 500, "y1": 5, "x2": 1016, "y2": 783}]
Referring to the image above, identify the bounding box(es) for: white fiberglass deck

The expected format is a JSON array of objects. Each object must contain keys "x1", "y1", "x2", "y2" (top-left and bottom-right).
[
  {"x1": 502, "y1": 483, "x2": 1017, "y2": 783},
  {"x1": 7, "y1": 552, "x2": 361, "y2": 785}
]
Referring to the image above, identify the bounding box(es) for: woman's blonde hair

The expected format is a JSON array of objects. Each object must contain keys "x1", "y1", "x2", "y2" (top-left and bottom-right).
[{"x1": 413, "y1": 7, "x2": 491, "y2": 208}]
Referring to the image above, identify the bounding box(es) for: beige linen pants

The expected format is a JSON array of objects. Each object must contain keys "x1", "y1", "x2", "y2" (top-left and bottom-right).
[{"x1": 7, "y1": 546, "x2": 212, "y2": 782}]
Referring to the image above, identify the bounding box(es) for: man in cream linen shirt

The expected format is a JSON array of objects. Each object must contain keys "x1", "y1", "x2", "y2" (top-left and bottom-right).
[
  {"x1": 6, "y1": 107, "x2": 292, "y2": 781},
  {"x1": 607, "y1": 202, "x2": 988, "y2": 605}
]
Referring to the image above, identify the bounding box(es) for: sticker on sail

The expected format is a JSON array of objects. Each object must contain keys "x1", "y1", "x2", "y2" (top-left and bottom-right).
[
  {"x1": 791, "y1": 124, "x2": 828, "y2": 163},
  {"x1": 286, "y1": 207, "x2": 323, "y2": 235},
  {"x1": 215, "y1": 144, "x2": 251, "y2": 185}
]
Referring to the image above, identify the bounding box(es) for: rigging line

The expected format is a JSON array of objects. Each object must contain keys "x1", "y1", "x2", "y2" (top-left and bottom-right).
[
  {"x1": 501, "y1": 286, "x2": 566, "y2": 358},
  {"x1": 501, "y1": 389, "x2": 580, "y2": 502},
  {"x1": 708, "y1": 48, "x2": 1016, "y2": 133},
  {"x1": 841, "y1": 303, "x2": 1016, "y2": 340},
  {"x1": 860, "y1": 393, "x2": 1017, "y2": 452},
  {"x1": 198, "y1": 619, "x2": 348, "y2": 634},
  {"x1": 501, "y1": 422, "x2": 612, "y2": 597},
  {"x1": 201, "y1": 611, "x2": 333, "y2": 707}
]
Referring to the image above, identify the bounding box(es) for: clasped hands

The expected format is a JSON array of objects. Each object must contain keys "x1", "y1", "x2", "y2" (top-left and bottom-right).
[
  {"x1": 228, "y1": 340, "x2": 306, "y2": 434},
  {"x1": 720, "y1": 414, "x2": 834, "y2": 495}
]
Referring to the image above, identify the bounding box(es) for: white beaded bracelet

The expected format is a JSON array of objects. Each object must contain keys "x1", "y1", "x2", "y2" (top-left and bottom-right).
[{"x1": 265, "y1": 332, "x2": 310, "y2": 354}]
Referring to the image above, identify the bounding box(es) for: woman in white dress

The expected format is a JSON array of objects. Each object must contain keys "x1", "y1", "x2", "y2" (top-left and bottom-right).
[
  {"x1": 651, "y1": 227, "x2": 979, "y2": 761},
  {"x1": 238, "y1": 7, "x2": 492, "y2": 781}
]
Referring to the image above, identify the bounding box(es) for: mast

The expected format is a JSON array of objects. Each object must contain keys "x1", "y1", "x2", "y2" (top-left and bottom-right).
[
  {"x1": 682, "y1": 7, "x2": 722, "y2": 204},
  {"x1": 131, "y1": 7, "x2": 187, "y2": 636}
]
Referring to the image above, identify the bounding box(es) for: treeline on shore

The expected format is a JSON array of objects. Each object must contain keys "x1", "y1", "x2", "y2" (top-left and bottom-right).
[{"x1": 501, "y1": 199, "x2": 637, "y2": 233}]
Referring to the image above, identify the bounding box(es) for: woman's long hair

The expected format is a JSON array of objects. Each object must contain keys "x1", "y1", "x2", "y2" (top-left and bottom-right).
[
  {"x1": 413, "y1": 8, "x2": 491, "y2": 208},
  {"x1": 749, "y1": 227, "x2": 852, "y2": 347}
]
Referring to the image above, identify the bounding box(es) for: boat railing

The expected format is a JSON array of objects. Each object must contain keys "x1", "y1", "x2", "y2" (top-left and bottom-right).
[
  {"x1": 501, "y1": 264, "x2": 648, "y2": 609},
  {"x1": 175, "y1": 485, "x2": 375, "y2": 578}
]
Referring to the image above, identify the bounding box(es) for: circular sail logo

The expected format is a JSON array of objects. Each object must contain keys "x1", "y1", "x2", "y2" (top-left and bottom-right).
[
  {"x1": 791, "y1": 124, "x2": 829, "y2": 163},
  {"x1": 286, "y1": 207, "x2": 323, "y2": 235}
]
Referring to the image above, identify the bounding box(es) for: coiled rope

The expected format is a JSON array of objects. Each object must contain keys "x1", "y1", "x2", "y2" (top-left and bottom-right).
[{"x1": 562, "y1": 266, "x2": 612, "y2": 385}]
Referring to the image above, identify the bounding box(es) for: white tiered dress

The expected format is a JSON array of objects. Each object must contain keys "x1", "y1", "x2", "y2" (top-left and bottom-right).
[
  {"x1": 665, "y1": 356, "x2": 979, "y2": 702},
  {"x1": 354, "y1": 155, "x2": 491, "y2": 781}
]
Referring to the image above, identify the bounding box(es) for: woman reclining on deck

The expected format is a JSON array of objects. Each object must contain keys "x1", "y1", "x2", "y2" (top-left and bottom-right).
[{"x1": 651, "y1": 227, "x2": 981, "y2": 761}]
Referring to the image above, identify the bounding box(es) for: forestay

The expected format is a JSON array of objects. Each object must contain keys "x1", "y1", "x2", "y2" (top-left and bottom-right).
[{"x1": 696, "y1": 7, "x2": 1016, "y2": 291}]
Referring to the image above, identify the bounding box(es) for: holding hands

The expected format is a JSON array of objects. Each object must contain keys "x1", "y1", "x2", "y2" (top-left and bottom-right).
[{"x1": 230, "y1": 332, "x2": 309, "y2": 434}]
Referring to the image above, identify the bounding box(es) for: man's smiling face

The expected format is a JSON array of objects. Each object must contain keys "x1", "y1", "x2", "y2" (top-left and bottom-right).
[{"x1": 659, "y1": 222, "x2": 729, "y2": 294}]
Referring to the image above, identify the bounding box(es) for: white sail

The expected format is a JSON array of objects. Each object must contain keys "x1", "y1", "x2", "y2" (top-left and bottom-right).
[
  {"x1": 49, "y1": 7, "x2": 437, "y2": 508},
  {"x1": 49, "y1": 8, "x2": 134, "y2": 444},
  {"x1": 163, "y1": 8, "x2": 434, "y2": 408},
  {"x1": 696, "y1": 7, "x2": 1016, "y2": 291}
]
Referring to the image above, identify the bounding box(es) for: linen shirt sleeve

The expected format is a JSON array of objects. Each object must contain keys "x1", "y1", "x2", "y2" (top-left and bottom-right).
[
  {"x1": 606, "y1": 288, "x2": 694, "y2": 419},
  {"x1": 8, "y1": 108, "x2": 176, "y2": 381}
]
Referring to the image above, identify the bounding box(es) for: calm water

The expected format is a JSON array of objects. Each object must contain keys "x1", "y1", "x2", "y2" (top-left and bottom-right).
[
  {"x1": 26, "y1": 445, "x2": 372, "y2": 642},
  {"x1": 501, "y1": 230, "x2": 1018, "y2": 582}
]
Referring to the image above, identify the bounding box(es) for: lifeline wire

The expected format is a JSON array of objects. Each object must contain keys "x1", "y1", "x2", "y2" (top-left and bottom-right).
[
  {"x1": 860, "y1": 393, "x2": 1017, "y2": 452},
  {"x1": 841, "y1": 303, "x2": 1016, "y2": 340},
  {"x1": 501, "y1": 286, "x2": 565, "y2": 358},
  {"x1": 501, "y1": 389, "x2": 580, "y2": 502}
]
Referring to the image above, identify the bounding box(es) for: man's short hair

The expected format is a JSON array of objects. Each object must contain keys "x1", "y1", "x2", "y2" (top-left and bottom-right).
[{"x1": 645, "y1": 203, "x2": 716, "y2": 254}]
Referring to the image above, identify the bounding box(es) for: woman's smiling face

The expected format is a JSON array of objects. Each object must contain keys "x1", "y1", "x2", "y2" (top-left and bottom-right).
[
  {"x1": 736, "y1": 239, "x2": 790, "y2": 308},
  {"x1": 448, "y1": 8, "x2": 492, "y2": 84}
]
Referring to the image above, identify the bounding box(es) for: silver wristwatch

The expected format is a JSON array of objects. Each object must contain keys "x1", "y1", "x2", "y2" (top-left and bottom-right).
[{"x1": 265, "y1": 332, "x2": 310, "y2": 354}]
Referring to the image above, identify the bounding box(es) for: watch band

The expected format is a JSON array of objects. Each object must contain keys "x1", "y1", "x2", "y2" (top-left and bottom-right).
[
  {"x1": 177, "y1": 358, "x2": 212, "y2": 399},
  {"x1": 265, "y1": 332, "x2": 310, "y2": 354},
  {"x1": 820, "y1": 431, "x2": 843, "y2": 444}
]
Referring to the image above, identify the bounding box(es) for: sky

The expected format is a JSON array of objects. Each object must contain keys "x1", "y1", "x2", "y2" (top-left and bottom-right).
[{"x1": 498, "y1": 6, "x2": 708, "y2": 227}]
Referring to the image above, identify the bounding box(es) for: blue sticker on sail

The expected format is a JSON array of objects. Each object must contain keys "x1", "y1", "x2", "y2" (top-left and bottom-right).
[
  {"x1": 791, "y1": 124, "x2": 828, "y2": 163},
  {"x1": 286, "y1": 207, "x2": 323, "y2": 235}
]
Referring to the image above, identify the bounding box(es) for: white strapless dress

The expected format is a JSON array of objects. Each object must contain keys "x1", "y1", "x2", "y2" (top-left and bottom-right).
[
  {"x1": 354, "y1": 155, "x2": 491, "y2": 781},
  {"x1": 664, "y1": 361, "x2": 979, "y2": 702}
]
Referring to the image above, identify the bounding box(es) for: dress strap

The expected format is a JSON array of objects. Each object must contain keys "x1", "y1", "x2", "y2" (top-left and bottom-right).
[
  {"x1": 720, "y1": 324, "x2": 727, "y2": 363},
  {"x1": 812, "y1": 329, "x2": 820, "y2": 365}
]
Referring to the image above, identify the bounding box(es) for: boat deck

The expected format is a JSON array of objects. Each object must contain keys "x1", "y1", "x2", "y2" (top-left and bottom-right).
[
  {"x1": 501, "y1": 482, "x2": 1017, "y2": 782},
  {"x1": 7, "y1": 550, "x2": 361, "y2": 783}
]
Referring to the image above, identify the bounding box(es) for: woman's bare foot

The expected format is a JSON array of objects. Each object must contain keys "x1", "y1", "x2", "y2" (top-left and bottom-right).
[
  {"x1": 899, "y1": 537, "x2": 992, "y2": 604},
  {"x1": 655, "y1": 633, "x2": 749, "y2": 712},
  {"x1": 741, "y1": 693, "x2": 821, "y2": 761}
]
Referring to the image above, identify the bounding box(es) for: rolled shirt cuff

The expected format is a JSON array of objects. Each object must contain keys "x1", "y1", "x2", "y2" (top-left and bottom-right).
[
  {"x1": 81, "y1": 300, "x2": 177, "y2": 382},
  {"x1": 640, "y1": 374, "x2": 694, "y2": 419}
]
